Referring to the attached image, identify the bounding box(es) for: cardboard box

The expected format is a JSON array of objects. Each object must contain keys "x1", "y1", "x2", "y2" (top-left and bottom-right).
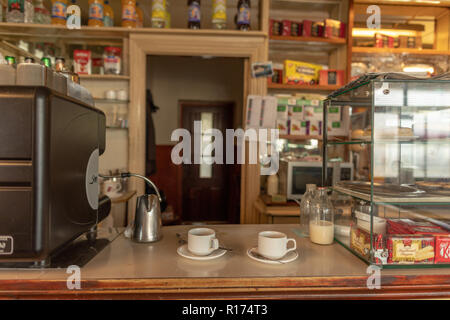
[
  {"x1": 290, "y1": 22, "x2": 302, "y2": 36},
  {"x1": 350, "y1": 226, "x2": 385, "y2": 264},
  {"x1": 276, "y1": 119, "x2": 288, "y2": 135},
  {"x1": 283, "y1": 60, "x2": 323, "y2": 85},
  {"x1": 309, "y1": 119, "x2": 322, "y2": 136},
  {"x1": 387, "y1": 235, "x2": 435, "y2": 264},
  {"x1": 319, "y1": 70, "x2": 345, "y2": 86},
  {"x1": 327, "y1": 105, "x2": 341, "y2": 122},
  {"x1": 282, "y1": 20, "x2": 291, "y2": 36},
  {"x1": 435, "y1": 236, "x2": 450, "y2": 264},
  {"x1": 324, "y1": 19, "x2": 342, "y2": 39},
  {"x1": 276, "y1": 104, "x2": 289, "y2": 134},
  {"x1": 303, "y1": 102, "x2": 322, "y2": 121},
  {"x1": 290, "y1": 119, "x2": 308, "y2": 135},
  {"x1": 289, "y1": 104, "x2": 307, "y2": 135},
  {"x1": 302, "y1": 20, "x2": 312, "y2": 37}
]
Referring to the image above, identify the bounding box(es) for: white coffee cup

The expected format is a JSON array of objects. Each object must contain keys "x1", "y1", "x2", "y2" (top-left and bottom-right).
[
  {"x1": 116, "y1": 89, "x2": 128, "y2": 101},
  {"x1": 102, "y1": 178, "x2": 123, "y2": 198},
  {"x1": 188, "y1": 228, "x2": 219, "y2": 256},
  {"x1": 257, "y1": 231, "x2": 296, "y2": 260},
  {"x1": 105, "y1": 90, "x2": 117, "y2": 100}
]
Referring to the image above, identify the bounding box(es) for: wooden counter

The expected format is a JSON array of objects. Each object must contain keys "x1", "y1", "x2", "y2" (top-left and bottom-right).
[{"x1": 0, "y1": 224, "x2": 449, "y2": 299}]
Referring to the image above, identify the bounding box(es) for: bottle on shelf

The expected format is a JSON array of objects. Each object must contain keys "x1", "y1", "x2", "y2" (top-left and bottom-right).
[
  {"x1": 51, "y1": 0, "x2": 67, "y2": 25},
  {"x1": 24, "y1": 56, "x2": 35, "y2": 63},
  {"x1": 135, "y1": 2, "x2": 143, "y2": 27},
  {"x1": 300, "y1": 184, "x2": 317, "y2": 236},
  {"x1": 103, "y1": 0, "x2": 114, "y2": 27},
  {"x1": 266, "y1": 173, "x2": 278, "y2": 197},
  {"x1": 187, "y1": 0, "x2": 200, "y2": 30},
  {"x1": 212, "y1": 0, "x2": 226, "y2": 30},
  {"x1": 24, "y1": 0, "x2": 33, "y2": 23},
  {"x1": 55, "y1": 57, "x2": 66, "y2": 72},
  {"x1": 0, "y1": 54, "x2": 16, "y2": 85},
  {"x1": 121, "y1": 0, "x2": 136, "y2": 28},
  {"x1": 309, "y1": 187, "x2": 334, "y2": 245},
  {"x1": 5, "y1": 56, "x2": 16, "y2": 66},
  {"x1": 164, "y1": 1, "x2": 170, "y2": 28},
  {"x1": 236, "y1": 0, "x2": 250, "y2": 31},
  {"x1": 33, "y1": 0, "x2": 51, "y2": 24},
  {"x1": 151, "y1": 0, "x2": 166, "y2": 28},
  {"x1": 88, "y1": 0, "x2": 104, "y2": 27},
  {"x1": 6, "y1": 0, "x2": 25, "y2": 22},
  {"x1": 41, "y1": 56, "x2": 51, "y2": 68}
]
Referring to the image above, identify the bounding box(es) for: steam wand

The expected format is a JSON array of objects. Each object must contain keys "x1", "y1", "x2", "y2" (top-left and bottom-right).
[{"x1": 99, "y1": 172, "x2": 162, "y2": 202}]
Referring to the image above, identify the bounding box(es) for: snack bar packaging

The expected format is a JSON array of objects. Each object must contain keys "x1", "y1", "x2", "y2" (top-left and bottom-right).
[
  {"x1": 435, "y1": 236, "x2": 450, "y2": 264},
  {"x1": 350, "y1": 225, "x2": 384, "y2": 264},
  {"x1": 387, "y1": 235, "x2": 435, "y2": 264}
]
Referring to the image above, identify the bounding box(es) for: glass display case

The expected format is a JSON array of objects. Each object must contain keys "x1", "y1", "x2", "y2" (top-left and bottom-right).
[{"x1": 323, "y1": 74, "x2": 450, "y2": 268}]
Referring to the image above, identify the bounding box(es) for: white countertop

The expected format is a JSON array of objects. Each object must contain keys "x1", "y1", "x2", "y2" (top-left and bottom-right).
[{"x1": 0, "y1": 224, "x2": 449, "y2": 281}]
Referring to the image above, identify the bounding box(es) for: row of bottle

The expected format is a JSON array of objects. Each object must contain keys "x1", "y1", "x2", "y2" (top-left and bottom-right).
[
  {"x1": 0, "y1": 0, "x2": 143, "y2": 27},
  {"x1": 0, "y1": 54, "x2": 94, "y2": 106},
  {"x1": 1, "y1": 0, "x2": 251, "y2": 30},
  {"x1": 187, "y1": 0, "x2": 251, "y2": 30}
]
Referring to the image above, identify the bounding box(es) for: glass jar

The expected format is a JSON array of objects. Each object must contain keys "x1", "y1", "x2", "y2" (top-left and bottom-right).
[
  {"x1": 34, "y1": 0, "x2": 51, "y2": 24},
  {"x1": 309, "y1": 187, "x2": 334, "y2": 245},
  {"x1": 103, "y1": 46, "x2": 122, "y2": 75},
  {"x1": 300, "y1": 184, "x2": 316, "y2": 236}
]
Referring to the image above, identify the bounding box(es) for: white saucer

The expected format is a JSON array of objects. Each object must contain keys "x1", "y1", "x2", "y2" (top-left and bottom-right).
[
  {"x1": 247, "y1": 247, "x2": 298, "y2": 264},
  {"x1": 177, "y1": 244, "x2": 227, "y2": 261}
]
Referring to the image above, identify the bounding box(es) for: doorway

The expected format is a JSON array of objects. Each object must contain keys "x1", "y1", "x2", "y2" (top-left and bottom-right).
[{"x1": 180, "y1": 101, "x2": 240, "y2": 224}]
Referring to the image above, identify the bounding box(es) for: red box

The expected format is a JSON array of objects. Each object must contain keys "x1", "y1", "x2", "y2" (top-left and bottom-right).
[
  {"x1": 282, "y1": 20, "x2": 292, "y2": 36},
  {"x1": 435, "y1": 236, "x2": 450, "y2": 263},
  {"x1": 302, "y1": 20, "x2": 312, "y2": 37},
  {"x1": 339, "y1": 22, "x2": 347, "y2": 38},
  {"x1": 319, "y1": 70, "x2": 344, "y2": 86}
]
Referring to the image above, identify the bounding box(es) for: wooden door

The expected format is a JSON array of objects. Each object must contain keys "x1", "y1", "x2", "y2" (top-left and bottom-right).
[{"x1": 180, "y1": 101, "x2": 236, "y2": 223}]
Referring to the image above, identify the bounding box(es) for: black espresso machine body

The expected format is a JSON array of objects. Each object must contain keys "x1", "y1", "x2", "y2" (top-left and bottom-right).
[{"x1": 0, "y1": 86, "x2": 109, "y2": 265}]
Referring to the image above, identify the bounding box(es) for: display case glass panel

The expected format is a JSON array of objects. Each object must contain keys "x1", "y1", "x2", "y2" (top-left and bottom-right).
[{"x1": 323, "y1": 76, "x2": 450, "y2": 268}]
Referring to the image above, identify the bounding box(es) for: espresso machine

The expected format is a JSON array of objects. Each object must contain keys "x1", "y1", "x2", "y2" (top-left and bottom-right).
[{"x1": 0, "y1": 85, "x2": 110, "y2": 267}]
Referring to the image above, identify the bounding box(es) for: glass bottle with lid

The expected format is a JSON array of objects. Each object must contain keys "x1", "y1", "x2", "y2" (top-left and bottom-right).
[
  {"x1": 300, "y1": 184, "x2": 316, "y2": 236},
  {"x1": 309, "y1": 187, "x2": 334, "y2": 245}
]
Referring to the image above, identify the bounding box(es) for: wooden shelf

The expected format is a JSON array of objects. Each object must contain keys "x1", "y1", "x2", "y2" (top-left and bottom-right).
[
  {"x1": 80, "y1": 74, "x2": 130, "y2": 80},
  {"x1": 270, "y1": 35, "x2": 346, "y2": 45},
  {"x1": 0, "y1": 22, "x2": 266, "y2": 40},
  {"x1": 280, "y1": 135, "x2": 323, "y2": 140},
  {"x1": 268, "y1": 83, "x2": 340, "y2": 91},
  {"x1": 352, "y1": 47, "x2": 450, "y2": 56},
  {"x1": 279, "y1": 135, "x2": 348, "y2": 141}
]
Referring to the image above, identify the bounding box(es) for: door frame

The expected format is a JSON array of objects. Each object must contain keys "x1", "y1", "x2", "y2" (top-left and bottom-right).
[
  {"x1": 129, "y1": 31, "x2": 268, "y2": 224},
  {"x1": 179, "y1": 100, "x2": 235, "y2": 222}
]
